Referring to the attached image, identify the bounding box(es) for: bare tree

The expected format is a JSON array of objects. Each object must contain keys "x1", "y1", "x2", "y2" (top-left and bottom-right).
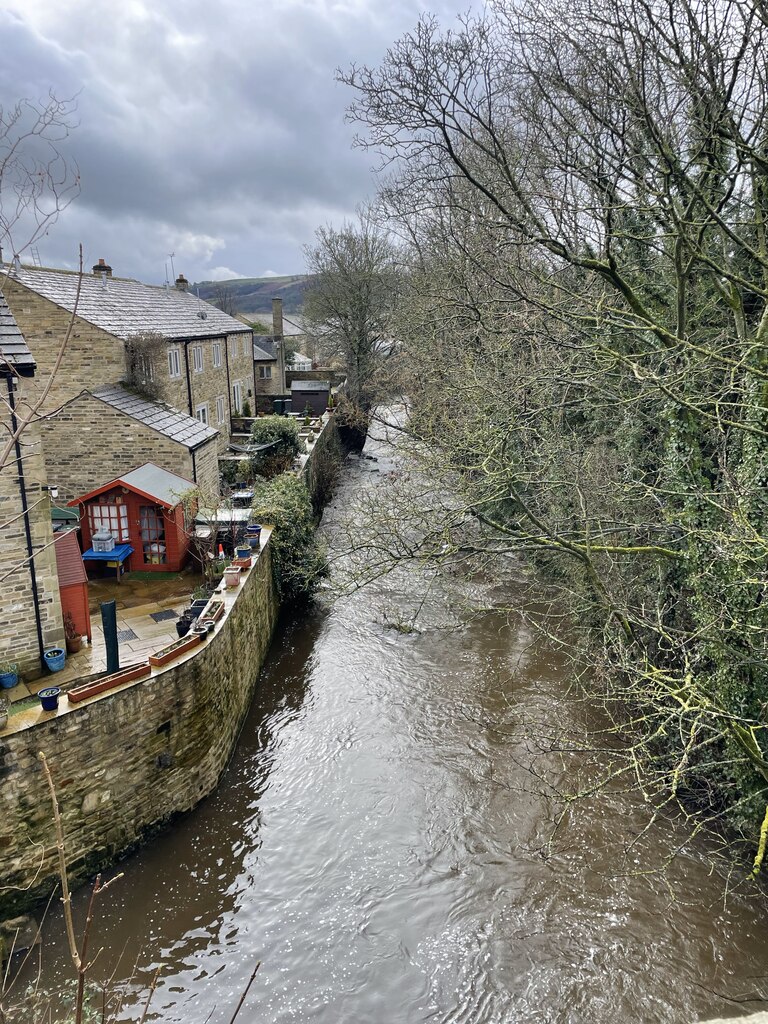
[
  {"x1": 334, "y1": 0, "x2": 768, "y2": 866},
  {"x1": 213, "y1": 283, "x2": 238, "y2": 317},
  {"x1": 303, "y1": 209, "x2": 399, "y2": 411}
]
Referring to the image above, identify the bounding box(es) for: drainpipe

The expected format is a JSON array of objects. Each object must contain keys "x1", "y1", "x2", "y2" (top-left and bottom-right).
[
  {"x1": 223, "y1": 333, "x2": 232, "y2": 431},
  {"x1": 5, "y1": 375, "x2": 46, "y2": 666},
  {"x1": 191, "y1": 446, "x2": 197, "y2": 484}
]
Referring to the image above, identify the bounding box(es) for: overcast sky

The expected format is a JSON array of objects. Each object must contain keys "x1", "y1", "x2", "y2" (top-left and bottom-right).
[{"x1": 1, "y1": 0, "x2": 475, "y2": 285}]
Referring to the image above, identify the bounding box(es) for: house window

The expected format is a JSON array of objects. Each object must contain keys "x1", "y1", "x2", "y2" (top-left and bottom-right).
[
  {"x1": 216, "y1": 395, "x2": 226, "y2": 425},
  {"x1": 230, "y1": 338, "x2": 238, "y2": 358},
  {"x1": 192, "y1": 345, "x2": 204, "y2": 373},
  {"x1": 243, "y1": 337, "x2": 250, "y2": 356},
  {"x1": 89, "y1": 503, "x2": 130, "y2": 542},
  {"x1": 195, "y1": 403, "x2": 209, "y2": 425},
  {"x1": 213, "y1": 341, "x2": 222, "y2": 368},
  {"x1": 168, "y1": 348, "x2": 181, "y2": 378},
  {"x1": 259, "y1": 365, "x2": 272, "y2": 379},
  {"x1": 232, "y1": 381, "x2": 243, "y2": 413}
]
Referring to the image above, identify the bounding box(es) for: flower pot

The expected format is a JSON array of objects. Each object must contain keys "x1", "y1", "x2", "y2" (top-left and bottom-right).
[
  {"x1": 224, "y1": 567, "x2": 241, "y2": 588},
  {"x1": 44, "y1": 648, "x2": 66, "y2": 672},
  {"x1": 66, "y1": 635, "x2": 82, "y2": 655},
  {"x1": 38, "y1": 686, "x2": 61, "y2": 711},
  {"x1": 235, "y1": 545, "x2": 251, "y2": 560},
  {"x1": 246, "y1": 524, "x2": 262, "y2": 549},
  {"x1": 200, "y1": 618, "x2": 216, "y2": 634},
  {"x1": 176, "y1": 617, "x2": 192, "y2": 638},
  {"x1": 0, "y1": 667, "x2": 18, "y2": 689}
]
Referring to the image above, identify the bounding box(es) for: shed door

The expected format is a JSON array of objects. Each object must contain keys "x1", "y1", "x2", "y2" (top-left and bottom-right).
[{"x1": 139, "y1": 505, "x2": 167, "y2": 565}]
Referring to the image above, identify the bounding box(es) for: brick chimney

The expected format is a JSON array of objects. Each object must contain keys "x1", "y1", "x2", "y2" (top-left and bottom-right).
[
  {"x1": 175, "y1": 274, "x2": 189, "y2": 291},
  {"x1": 92, "y1": 258, "x2": 113, "y2": 278},
  {"x1": 272, "y1": 297, "x2": 283, "y2": 338}
]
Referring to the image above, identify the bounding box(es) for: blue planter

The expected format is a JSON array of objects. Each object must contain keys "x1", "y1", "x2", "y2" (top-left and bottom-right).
[
  {"x1": 246, "y1": 524, "x2": 262, "y2": 549},
  {"x1": 44, "y1": 647, "x2": 66, "y2": 672},
  {"x1": 0, "y1": 669, "x2": 18, "y2": 689},
  {"x1": 38, "y1": 687, "x2": 61, "y2": 711}
]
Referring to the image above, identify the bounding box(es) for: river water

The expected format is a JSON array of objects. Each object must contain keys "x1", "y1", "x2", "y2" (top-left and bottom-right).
[{"x1": 26, "y1": 427, "x2": 768, "y2": 1023}]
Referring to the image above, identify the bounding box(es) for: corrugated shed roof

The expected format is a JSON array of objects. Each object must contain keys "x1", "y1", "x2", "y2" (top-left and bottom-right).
[
  {"x1": 90, "y1": 384, "x2": 218, "y2": 449},
  {"x1": 0, "y1": 286, "x2": 36, "y2": 376},
  {"x1": 54, "y1": 530, "x2": 87, "y2": 588},
  {"x1": 5, "y1": 264, "x2": 251, "y2": 341},
  {"x1": 291, "y1": 380, "x2": 330, "y2": 392}
]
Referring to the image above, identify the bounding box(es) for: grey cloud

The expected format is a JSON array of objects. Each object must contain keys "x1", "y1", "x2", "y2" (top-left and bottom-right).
[{"x1": 2, "y1": 0, "x2": 476, "y2": 283}]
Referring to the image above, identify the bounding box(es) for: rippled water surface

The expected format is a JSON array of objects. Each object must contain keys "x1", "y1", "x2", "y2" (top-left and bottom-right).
[{"x1": 28, "y1": 428, "x2": 768, "y2": 1023}]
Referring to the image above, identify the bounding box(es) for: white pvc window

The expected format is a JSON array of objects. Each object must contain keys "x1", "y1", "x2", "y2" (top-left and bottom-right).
[
  {"x1": 213, "y1": 342, "x2": 222, "y2": 368},
  {"x1": 216, "y1": 395, "x2": 226, "y2": 425},
  {"x1": 192, "y1": 345, "x2": 204, "y2": 373},
  {"x1": 232, "y1": 381, "x2": 243, "y2": 413},
  {"x1": 168, "y1": 348, "x2": 181, "y2": 378},
  {"x1": 195, "y1": 403, "x2": 209, "y2": 425},
  {"x1": 259, "y1": 365, "x2": 272, "y2": 379}
]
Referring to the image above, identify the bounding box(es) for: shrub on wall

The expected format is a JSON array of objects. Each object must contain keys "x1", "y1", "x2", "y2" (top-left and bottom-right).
[
  {"x1": 249, "y1": 416, "x2": 305, "y2": 478},
  {"x1": 251, "y1": 473, "x2": 327, "y2": 601}
]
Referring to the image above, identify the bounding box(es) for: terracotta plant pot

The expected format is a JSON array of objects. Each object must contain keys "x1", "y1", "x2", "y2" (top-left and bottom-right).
[{"x1": 66, "y1": 635, "x2": 82, "y2": 654}]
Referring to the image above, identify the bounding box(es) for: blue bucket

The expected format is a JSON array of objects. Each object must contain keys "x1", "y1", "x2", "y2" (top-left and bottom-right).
[{"x1": 44, "y1": 647, "x2": 66, "y2": 672}]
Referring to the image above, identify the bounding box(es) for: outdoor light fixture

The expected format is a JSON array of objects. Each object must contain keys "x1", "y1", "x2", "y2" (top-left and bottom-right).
[{"x1": 43, "y1": 485, "x2": 59, "y2": 500}]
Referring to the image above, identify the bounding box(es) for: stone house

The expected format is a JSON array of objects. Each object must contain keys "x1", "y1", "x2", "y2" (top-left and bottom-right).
[
  {"x1": 251, "y1": 298, "x2": 287, "y2": 411},
  {"x1": 1, "y1": 259, "x2": 258, "y2": 454},
  {"x1": 0, "y1": 288, "x2": 64, "y2": 675},
  {"x1": 43, "y1": 384, "x2": 220, "y2": 503}
]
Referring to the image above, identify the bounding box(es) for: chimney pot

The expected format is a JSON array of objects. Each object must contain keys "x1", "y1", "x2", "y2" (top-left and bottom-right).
[
  {"x1": 92, "y1": 258, "x2": 113, "y2": 278},
  {"x1": 175, "y1": 274, "x2": 189, "y2": 292}
]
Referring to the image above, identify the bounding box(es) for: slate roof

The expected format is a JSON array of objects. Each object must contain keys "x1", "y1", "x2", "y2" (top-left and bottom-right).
[
  {"x1": 70, "y1": 462, "x2": 195, "y2": 508},
  {"x1": 4, "y1": 264, "x2": 250, "y2": 341},
  {"x1": 0, "y1": 286, "x2": 36, "y2": 377},
  {"x1": 253, "y1": 339, "x2": 277, "y2": 361},
  {"x1": 90, "y1": 384, "x2": 218, "y2": 450}
]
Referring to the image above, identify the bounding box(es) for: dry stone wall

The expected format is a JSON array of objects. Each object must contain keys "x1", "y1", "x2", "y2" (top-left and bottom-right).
[{"x1": 0, "y1": 540, "x2": 278, "y2": 917}]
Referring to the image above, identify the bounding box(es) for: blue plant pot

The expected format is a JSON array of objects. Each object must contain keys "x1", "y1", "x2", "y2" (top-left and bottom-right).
[
  {"x1": 44, "y1": 647, "x2": 66, "y2": 672},
  {"x1": 0, "y1": 670, "x2": 18, "y2": 689},
  {"x1": 38, "y1": 687, "x2": 61, "y2": 711}
]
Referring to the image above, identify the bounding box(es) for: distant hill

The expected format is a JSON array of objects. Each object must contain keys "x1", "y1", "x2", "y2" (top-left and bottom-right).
[{"x1": 193, "y1": 275, "x2": 311, "y2": 315}]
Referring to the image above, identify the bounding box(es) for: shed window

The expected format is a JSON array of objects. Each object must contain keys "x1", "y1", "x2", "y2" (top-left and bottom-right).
[{"x1": 89, "y1": 503, "x2": 129, "y2": 542}]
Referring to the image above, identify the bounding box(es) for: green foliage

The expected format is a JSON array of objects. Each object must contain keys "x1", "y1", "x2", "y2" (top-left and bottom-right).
[
  {"x1": 241, "y1": 398, "x2": 252, "y2": 418},
  {"x1": 251, "y1": 474, "x2": 327, "y2": 600},
  {"x1": 249, "y1": 415, "x2": 305, "y2": 477}
]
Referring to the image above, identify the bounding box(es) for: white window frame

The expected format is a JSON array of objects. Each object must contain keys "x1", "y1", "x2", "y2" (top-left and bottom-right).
[
  {"x1": 232, "y1": 381, "x2": 243, "y2": 413},
  {"x1": 216, "y1": 395, "x2": 226, "y2": 425},
  {"x1": 243, "y1": 336, "x2": 250, "y2": 356},
  {"x1": 195, "y1": 402, "x2": 209, "y2": 425},
  {"x1": 212, "y1": 341, "x2": 222, "y2": 368},
  {"x1": 192, "y1": 345, "x2": 204, "y2": 373},
  {"x1": 89, "y1": 503, "x2": 130, "y2": 543},
  {"x1": 259, "y1": 365, "x2": 272, "y2": 379},
  {"x1": 168, "y1": 348, "x2": 181, "y2": 378},
  {"x1": 230, "y1": 337, "x2": 238, "y2": 358}
]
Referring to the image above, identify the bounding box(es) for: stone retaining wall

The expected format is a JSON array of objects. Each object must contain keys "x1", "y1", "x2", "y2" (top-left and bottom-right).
[{"x1": 0, "y1": 537, "x2": 278, "y2": 917}]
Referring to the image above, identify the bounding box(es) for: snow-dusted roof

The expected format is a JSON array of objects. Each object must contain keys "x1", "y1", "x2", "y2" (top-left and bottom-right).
[
  {"x1": 0, "y1": 287, "x2": 35, "y2": 376},
  {"x1": 90, "y1": 384, "x2": 218, "y2": 449},
  {"x1": 4, "y1": 263, "x2": 251, "y2": 341}
]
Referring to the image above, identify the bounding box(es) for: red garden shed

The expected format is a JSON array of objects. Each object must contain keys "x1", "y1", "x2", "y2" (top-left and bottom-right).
[
  {"x1": 54, "y1": 529, "x2": 92, "y2": 641},
  {"x1": 69, "y1": 463, "x2": 195, "y2": 575}
]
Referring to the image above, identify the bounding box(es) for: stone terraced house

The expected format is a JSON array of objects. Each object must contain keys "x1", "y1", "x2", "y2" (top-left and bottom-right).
[
  {"x1": 0, "y1": 288, "x2": 65, "y2": 675},
  {"x1": 1, "y1": 259, "x2": 258, "y2": 499}
]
